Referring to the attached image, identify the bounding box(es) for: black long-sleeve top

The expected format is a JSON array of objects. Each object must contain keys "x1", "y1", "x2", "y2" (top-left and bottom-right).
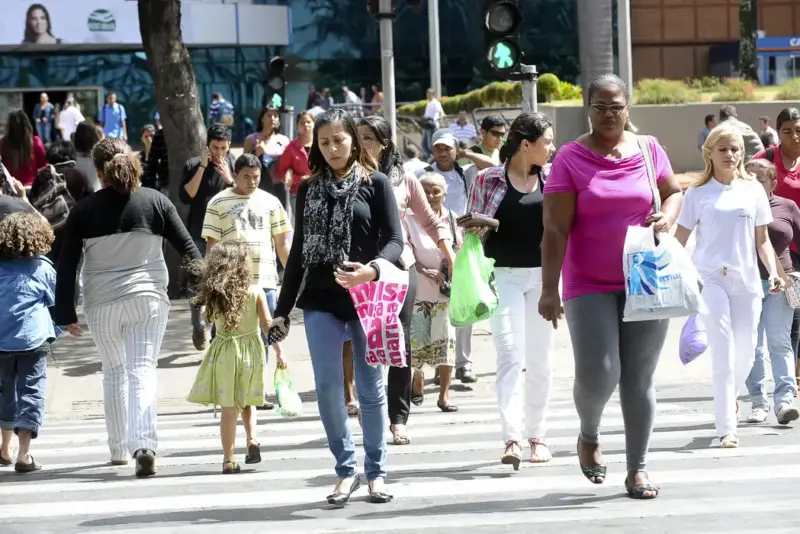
[
  {"x1": 274, "y1": 171, "x2": 404, "y2": 322},
  {"x1": 54, "y1": 187, "x2": 201, "y2": 325}
]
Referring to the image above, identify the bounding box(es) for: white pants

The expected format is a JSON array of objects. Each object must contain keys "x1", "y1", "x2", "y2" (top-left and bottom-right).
[
  {"x1": 85, "y1": 295, "x2": 170, "y2": 460},
  {"x1": 701, "y1": 271, "x2": 762, "y2": 437},
  {"x1": 489, "y1": 267, "x2": 555, "y2": 443}
]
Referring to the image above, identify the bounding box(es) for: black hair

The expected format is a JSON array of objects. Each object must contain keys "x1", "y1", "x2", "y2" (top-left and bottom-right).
[
  {"x1": 776, "y1": 107, "x2": 800, "y2": 131},
  {"x1": 719, "y1": 104, "x2": 737, "y2": 121},
  {"x1": 480, "y1": 114, "x2": 506, "y2": 132},
  {"x1": 759, "y1": 116, "x2": 770, "y2": 123},
  {"x1": 73, "y1": 121, "x2": 102, "y2": 154},
  {"x1": 587, "y1": 74, "x2": 631, "y2": 104},
  {"x1": 0, "y1": 110, "x2": 34, "y2": 170},
  {"x1": 500, "y1": 112, "x2": 553, "y2": 176},
  {"x1": 311, "y1": 96, "x2": 323, "y2": 108},
  {"x1": 403, "y1": 145, "x2": 419, "y2": 160},
  {"x1": 296, "y1": 110, "x2": 313, "y2": 124},
  {"x1": 45, "y1": 140, "x2": 77, "y2": 165},
  {"x1": 704, "y1": 114, "x2": 716, "y2": 127},
  {"x1": 235, "y1": 153, "x2": 261, "y2": 174},
  {"x1": 759, "y1": 132, "x2": 774, "y2": 148},
  {"x1": 256, "y1": 105, "x2": 281, "y2": 134},
  {"x1": 141, "y1": 124, "x2": 156, "y2": 136},
  {"x1": 207, "y1": 123, "x2": 231, "y2": 145},
  {"x1": 211, "y1": 92, "x2": 222, "y2": 101},
  {"x1": 308, "y1": 109, "x2": 376, "y2": 177},
  {"x1": 23, "y1": 4, "x2": 53, "y2": 44},
  {"x1": 358, "y1": 115, "x2": 403, "y2": 175}
]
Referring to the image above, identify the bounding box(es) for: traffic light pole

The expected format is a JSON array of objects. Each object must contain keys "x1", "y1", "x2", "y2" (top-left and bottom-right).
[
  {"x1": 378, "y1": 0, "x2": 397, "y2": 143},
  {"x1": 428, "y1": 0, "x2": 442, "y2": 97},
  {"x1": 520, "y1": 64, "x2": 538, "y2": 114}
]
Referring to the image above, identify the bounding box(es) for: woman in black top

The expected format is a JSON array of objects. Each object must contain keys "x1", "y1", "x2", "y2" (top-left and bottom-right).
[
  {"x1": 272, "y1": 109, "x2": 403, "y2": 505},
  {"x1": 465, "y1": 112, "x2": 558, "y2": 470}
]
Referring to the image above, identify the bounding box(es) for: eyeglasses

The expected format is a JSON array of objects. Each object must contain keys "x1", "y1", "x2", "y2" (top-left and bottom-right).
[
  {"x1": 590, "y1": 104, "x2": 626, "y2": 115},
  {"x1": 487, "y1": 130, "x2": 506, "y2": 138}
]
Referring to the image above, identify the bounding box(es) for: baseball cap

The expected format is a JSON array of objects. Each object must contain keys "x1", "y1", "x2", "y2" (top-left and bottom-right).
[{"x1": 432, "y1": 129, "x2": 457, "y2": 148}]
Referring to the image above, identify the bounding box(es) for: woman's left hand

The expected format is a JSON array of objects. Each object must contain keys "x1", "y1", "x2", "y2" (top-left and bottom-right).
[
  {"x1": 768, "y1": 275, "x2": 786, "y2": 294},
  {"x1": 334, "y1": 261, "x2": 377, "y2": 289},
  {"x1": 646, "y1": 212, "x2": 672, "y2": 233}
]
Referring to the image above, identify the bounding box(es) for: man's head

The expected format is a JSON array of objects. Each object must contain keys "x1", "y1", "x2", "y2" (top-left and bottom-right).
[
  {"x1": 233, "y1": 153, "x2": 262, "y2": 196},
  {"x1": 207, "y1": 123, "x2": 231, "y2": 161},
  {"x1": 403, "y1": 144, "x2": 419, "y2": 161},
  {"x1": 704, "y1": 114, "x2": 717, "y2": 129},
  {"x1": 39, "y1": 92, "x2": 48, "y2": 105},
  {"x1": 342, "y1": 86, "x2": 350, "y2": 96},
  {"x1": 758, "y1": 116, "x2": 770, "y2": 132},
  {"x1": 718, "y1": 104, "x2": 737, "y2": 122},
  {"x1": 426, "y1": 88, "x2": 436, "y2": 101},
  {"x1": 456, "y1": 109, "x2": 469, "y2": 125},
  {"x1": 431, "y1": 129, "x2": 457, "y2": 171},
  {"x1": 480, "y1": 115, "x2": 507, "y2": 151},
  {"x1": 107, "y1": 92, "x2": 117, "y2": 105},
  {"x1": 211, "y1": 92, "x2": 222, "y2": 102}
]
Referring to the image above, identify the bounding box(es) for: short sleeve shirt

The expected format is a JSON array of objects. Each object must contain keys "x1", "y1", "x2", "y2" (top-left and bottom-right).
[{"x1": 201, "y1": 188, "x2": 292, "y2": 289}]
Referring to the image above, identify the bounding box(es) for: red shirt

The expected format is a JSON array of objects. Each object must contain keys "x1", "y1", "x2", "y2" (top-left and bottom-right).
[
  {"x1": 755, "y1": 146, "x2": 800, "y2": 251},
  {"x1": 0, "y1": 136, "x2": 46, "y2": 186},
  {"x1": 276, "y1": 137, "x2": 310, "y2": 195}
]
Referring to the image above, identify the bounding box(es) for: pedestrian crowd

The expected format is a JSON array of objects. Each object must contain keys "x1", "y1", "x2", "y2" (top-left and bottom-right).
[{"x1": 0, "y1": 74, "x2": 799, "y2": 507}]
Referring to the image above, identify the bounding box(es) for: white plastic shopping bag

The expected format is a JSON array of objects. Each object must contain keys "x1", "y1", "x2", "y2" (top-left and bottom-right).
[{"x1": 622, "y1": 226, "x2": 705, "y2": 322}]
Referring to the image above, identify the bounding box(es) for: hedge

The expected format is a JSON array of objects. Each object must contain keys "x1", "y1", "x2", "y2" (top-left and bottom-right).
[{"x1": 777, "y1": 78, "x2": 800, "y2": 100}]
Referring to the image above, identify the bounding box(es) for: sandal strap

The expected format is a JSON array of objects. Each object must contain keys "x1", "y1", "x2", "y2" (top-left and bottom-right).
[{"x1": 529, "y1": 438, "x2": 548, "y2": 447}]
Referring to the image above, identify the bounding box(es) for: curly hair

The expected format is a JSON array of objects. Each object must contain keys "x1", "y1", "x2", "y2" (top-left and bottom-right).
[
  {"x1": 92, "y1": 137, "x2": 130, "y2": 172},
  {"x1": 103, "y1": 153, "x2": 142, "y2": 194},
  {"x1": 0, "y1": 212, "x2": 54, "y2": 259},
  {"x1": 187, "y1": 241, "x2": 253, "y2": 332}
]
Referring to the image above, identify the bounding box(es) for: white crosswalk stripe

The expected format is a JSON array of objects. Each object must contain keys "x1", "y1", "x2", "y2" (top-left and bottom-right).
[{"x1": 1, "y1": 387, "x2": 798, "y2": 533}]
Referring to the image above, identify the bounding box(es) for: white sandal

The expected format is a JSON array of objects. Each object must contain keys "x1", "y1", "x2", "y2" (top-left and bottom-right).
[
  {"x1": 529, "y1": 438, "x2": 552, "y2": 463},
  {"x1": 720, "y1": 434, "x2": 739, "y2": 448}
]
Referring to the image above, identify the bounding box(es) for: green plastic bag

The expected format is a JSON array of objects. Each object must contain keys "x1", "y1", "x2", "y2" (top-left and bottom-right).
[
  {"x1": 274, "y1": 368, "x2": 303, "y2": 418},
  {"x1": 448, "y1": 233, "x2": 498, "y2": 327}
]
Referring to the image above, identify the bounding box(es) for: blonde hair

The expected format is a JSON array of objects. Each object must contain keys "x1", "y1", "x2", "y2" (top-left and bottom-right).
[{"x1": 696, "y1": 123, "x2": 749, "y2": 187}]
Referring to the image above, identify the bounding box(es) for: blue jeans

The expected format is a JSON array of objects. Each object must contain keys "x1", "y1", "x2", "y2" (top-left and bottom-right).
[
  {"x1": 303, "y1": 309, "x2": 387, "y2": 481},
  {"x1": 746, "y1": 280, "x2": 797, "y2": 410},
  {"x1": 189, "y1": 238, "x2": 207, "y2": 333},
  {"x1": 0, "y1": 344, "x2": 49, "y2": 439},
  {"x1": 36, "y1": 122, "x2": 52, "y2": 144}
]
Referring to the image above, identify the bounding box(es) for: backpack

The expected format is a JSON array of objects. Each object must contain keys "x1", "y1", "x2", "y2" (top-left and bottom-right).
[{"x1": 29, "y1": 164, "x2": 75, "y2": 230}]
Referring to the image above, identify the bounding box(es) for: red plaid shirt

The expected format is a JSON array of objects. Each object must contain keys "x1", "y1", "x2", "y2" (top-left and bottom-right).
[{"x1": 467, "y1": 164, "x2": 549, "y2": 218}]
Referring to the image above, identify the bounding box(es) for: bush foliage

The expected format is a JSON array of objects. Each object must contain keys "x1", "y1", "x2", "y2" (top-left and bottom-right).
[
  {"x1": 777, "y1": 79, "x2": 800, "y2": 100},
  {"x1": 634, "y1": 79, "x2": 701, "y2": 105},
  {"x1": 711, "y1": 78, "x2": 759, "y2": 102}
]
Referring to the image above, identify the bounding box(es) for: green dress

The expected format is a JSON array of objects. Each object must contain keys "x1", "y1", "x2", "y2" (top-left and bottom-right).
[{"x1": 187, "y1": 286, "x2": 266, "y2": 410}]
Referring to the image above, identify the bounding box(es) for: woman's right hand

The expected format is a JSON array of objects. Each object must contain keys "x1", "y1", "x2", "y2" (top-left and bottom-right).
[
  {"x1": 467, "y1": 225, "x2": 490, "y2": 238},
  {"x1": 421, "y1": 268, "x2": 445, "y2": 285},
  {"x1": 538, "y1": 289, "x2": 564, "y2": 329},
  {"x1": 65, "y1": 323, "x2": 83, "y2": 337}
]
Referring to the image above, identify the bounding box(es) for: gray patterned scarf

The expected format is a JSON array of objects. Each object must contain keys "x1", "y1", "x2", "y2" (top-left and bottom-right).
[{"x1": 302, "y1": 164, "x2": 365, "y2": 267}]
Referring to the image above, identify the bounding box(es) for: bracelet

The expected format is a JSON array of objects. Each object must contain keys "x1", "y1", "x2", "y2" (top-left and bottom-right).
[{"x1": 199, "y1": 165, "x2": 207, "y2": 170}]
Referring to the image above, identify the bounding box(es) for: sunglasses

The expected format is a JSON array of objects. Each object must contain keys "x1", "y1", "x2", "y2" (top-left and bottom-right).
[
  {"x1": 487, "y1": 130, "x2": 506, "y2": 139},
  {"x1": 590, "y1": 104, "x2": 627, "y2": 115}
]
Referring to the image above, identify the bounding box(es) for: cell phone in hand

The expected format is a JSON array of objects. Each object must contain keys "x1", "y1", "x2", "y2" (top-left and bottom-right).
[
  {"x1": 267, "y1": 324, "x2": 287, "y2": 345},
  {"x1": 336, "y1": 264, "x2": 356, "y2": 273}
]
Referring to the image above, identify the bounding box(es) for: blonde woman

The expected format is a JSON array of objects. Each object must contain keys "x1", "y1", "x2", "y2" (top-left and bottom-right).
[{"x1": 675, "y1": 123, "x2": 784, "y2": 449}]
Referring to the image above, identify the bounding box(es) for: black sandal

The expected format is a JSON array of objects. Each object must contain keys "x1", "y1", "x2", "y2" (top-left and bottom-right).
[
  {"x1": 625, "y1": 475, "x2": 659, "y2": 500},
  {"x1": 411, "y1": 370, "x2": 424, "y2": 406},
  {"x1": 576, "y1": 438, "x2": 606, "y2": 484},
  {"x1": 368, "y1": 479, "x2": 393, "y2": 503},
  {"x1": 327, "y1": 476, "x2": 361, "y2": 506},
  {"x1": 222, "y1": 460, "x2": 241, "y2": 474},
  {"x1": 0, "y1": 453, "x2": 11, "y2": 466},
  {"x1": 245, "y1": 441, "x2": 261, "y2": 464},
  {"x1": 14, "y1": 456, "x2": 42, "y2": 474},
  {"x1": 437, "y1": 400, "x2": 459, "y2": 412}
]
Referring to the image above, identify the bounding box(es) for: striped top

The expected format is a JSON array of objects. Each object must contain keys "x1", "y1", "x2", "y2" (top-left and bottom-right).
[{"x1": 201, "y1": 188, "x2": 292, "y2": 289}]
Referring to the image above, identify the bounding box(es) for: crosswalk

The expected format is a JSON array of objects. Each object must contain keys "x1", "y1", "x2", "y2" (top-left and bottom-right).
[{"x1": 1, "y1": 384, "x2": 799, "y2": 533}]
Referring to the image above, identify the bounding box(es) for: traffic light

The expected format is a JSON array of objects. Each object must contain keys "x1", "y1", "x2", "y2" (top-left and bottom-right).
[
  {"x1": 265, "y1": 56, "x2": 286, "y2": 109},
  {"x1": 484, "y1": 0, "x2": 523, "y2": 74}
]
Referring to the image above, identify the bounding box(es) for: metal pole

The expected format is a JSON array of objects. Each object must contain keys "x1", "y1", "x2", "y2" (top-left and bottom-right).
[
  {"x1": 379, "y1": 0, "x2": 397, "y2": 143},
  {"x1": 521, "y1": 64, "x2": 538, "y2": 114},
  {"x1": 428, "y1": 0, "x2": 442, "y2": 97},
  {"x1": 617, "y1": 0, "x2": 633, "y2": 91},
  {"x1": 281, "y1": 105, "x2": 295, "y2": 139}
]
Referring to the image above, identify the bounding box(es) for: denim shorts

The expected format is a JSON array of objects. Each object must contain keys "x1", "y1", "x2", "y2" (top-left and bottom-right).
[{"x1": 0, "y1": 344, "x2": 49, "y2": 439}]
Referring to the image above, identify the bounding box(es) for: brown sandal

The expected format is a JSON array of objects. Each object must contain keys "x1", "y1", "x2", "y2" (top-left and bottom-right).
[
  {"x1": 501, "y1": 440, "x2": 521, "y2": 471},
  {"x1": 222, "y1": 460, "x2": 241, "y2": 474}
]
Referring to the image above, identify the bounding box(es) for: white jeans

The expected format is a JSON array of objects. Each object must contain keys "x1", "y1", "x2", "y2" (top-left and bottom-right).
[
  {"x1": 489, "y1": 267, "x2": 555, "y2": 443},
  {"x1": 85, "y1": 295, "x2": 170, "y2": 460},
  {"x1": 700, "y1": 270, "x2": 762, "y2": 437}
]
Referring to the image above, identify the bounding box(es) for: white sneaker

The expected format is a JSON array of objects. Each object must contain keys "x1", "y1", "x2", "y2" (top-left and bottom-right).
[
  {"x1": 746, "y1": 406, "x2": 768, "y2": 423},
  {"x1": 776, "y1": 404, "x2": 800, "y2": 425}
]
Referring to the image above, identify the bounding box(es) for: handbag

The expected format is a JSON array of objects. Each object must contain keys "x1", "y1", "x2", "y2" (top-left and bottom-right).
[
  {"x1": 456, "y1": 212, "x2": 500, "y2": 231},
  {"x1": 438, "y1": 211, "x2": 459, "y2": 297},
  {"x1": 775, "y1": 255, "x2": 800, "y2": 308}
]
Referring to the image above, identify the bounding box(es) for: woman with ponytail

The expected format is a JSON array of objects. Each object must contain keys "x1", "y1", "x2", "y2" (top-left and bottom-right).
[
  {"x1": 357, "y1": 115, "x2": 457, "y2": 445},
  {"x1": 53, "y1": 138, "x2": 200, "y2": 478},
  {"x1": 539, "y1": 74, "x2": 682, "y2": 500},
  {"x1": 465, "y1": 112, "x2": 557, "y2": 469}
]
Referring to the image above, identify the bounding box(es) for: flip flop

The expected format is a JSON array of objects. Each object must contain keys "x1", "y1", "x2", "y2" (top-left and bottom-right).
[{"x1": 245, "y1": 441, "x2": 261, "y2": 464}]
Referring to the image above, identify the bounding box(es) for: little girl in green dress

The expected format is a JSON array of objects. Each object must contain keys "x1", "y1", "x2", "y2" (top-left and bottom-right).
[{"x1": 187, "y1": 241, "x2": 285, "y2": 474}]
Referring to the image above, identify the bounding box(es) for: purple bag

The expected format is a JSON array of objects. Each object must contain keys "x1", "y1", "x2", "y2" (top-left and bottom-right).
[{"x1": 679, "y1": 314, "x2": 707, "y2": 365}]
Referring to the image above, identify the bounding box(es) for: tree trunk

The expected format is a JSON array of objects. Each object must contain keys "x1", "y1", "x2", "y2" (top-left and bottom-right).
[
  {"x1": 138, "y1": 0, "x2": 206, "y2": 297},
  {"x1": 577, "y1": 0, "x2": 615, "y2": 108},
  {"x1": 739, "y1": 0, "x2": 759, "y2": 82}
]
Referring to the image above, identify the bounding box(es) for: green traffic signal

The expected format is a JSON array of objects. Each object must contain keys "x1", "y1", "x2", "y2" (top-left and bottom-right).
[
  {"x1": 271, "y1": 93, "x2": 283, "y2": 108},
  {"x1": 488, "y1": 40, "x2": 520, "y2": 72}
]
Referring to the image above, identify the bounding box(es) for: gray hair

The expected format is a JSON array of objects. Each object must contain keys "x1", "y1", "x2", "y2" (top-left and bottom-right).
[{"x1": 418, "y1": 171, "x2": 446, "y2": 190}]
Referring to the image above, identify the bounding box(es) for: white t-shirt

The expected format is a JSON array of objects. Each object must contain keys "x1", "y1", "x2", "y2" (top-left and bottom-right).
[
  {"x1": 676, "y1": 177, "x2": 772, "y2": 295},
  {"x1": 424, "y1": 99, "x2": 444, "y2": 121},
  {"x1": 58, "y1": 106, "x2": 85, "y2": 140}
]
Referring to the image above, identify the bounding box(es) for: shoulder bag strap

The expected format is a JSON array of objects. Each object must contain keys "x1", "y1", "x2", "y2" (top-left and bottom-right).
[
  {"x1": 447, "y1": 208, "x2": 459, "y2": 249},
  {"x1": 636, "y1": 135, "x2": 661, "y2": 215},
  {"x1": 766, "y1": 147, "x2": 775, "y2": 162}
]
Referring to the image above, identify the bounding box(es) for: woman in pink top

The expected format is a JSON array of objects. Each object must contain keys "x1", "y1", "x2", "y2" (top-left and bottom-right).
[
  {"x1": 358, "y1": 116, "x2": 456, "y2": 445},
  {"x1": 539, "y1": 74, "x2": 683, "y2": 500},
  {"x1": 0, "y1": 111, "x2": 47, "y2": 187}
]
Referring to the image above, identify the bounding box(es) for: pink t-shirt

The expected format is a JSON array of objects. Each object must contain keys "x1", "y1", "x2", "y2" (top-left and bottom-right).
[{"x1": 543, "y1": 137, "x2": 672, "y2": 301}]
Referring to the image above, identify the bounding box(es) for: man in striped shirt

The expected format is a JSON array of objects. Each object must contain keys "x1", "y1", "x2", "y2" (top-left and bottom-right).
[
  {"x1": 450, "y1": 109, "x2": 479, "y2": 146},
  {"x1": 208, "y1": 93, "x2": 235, "y2": 127}
]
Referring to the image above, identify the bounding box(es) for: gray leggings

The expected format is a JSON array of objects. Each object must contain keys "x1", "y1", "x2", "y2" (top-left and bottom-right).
[{"x1": 564, "y1": 291, "x2": 669, "y2": 473}]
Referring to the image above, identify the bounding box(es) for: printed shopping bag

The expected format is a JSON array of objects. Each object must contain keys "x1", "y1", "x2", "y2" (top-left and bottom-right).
[
  {"x1": 679, "y1": 314, "x2": 707, "y2": 365},
  {"x1": 622, "y1": 226, "x2": 705, "y2": 322},
  {"x1": 348, "y1": 258, "x2": 410, "y2": 368},
  {"x1": 448, "y1": 233, "x2": 498, "y2": 327},
  {"x1": 274, "y1": 368, "x2": 303, "y2": 418}
]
